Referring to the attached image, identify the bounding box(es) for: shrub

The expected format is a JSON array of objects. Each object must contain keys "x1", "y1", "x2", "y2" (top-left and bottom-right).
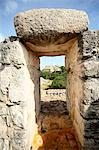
[
  {"x1": 40, "y1": 71, "x2": 51, "y2": 79},
  {"x1": 49, "y1": 75, "x2": 66, "y2": 89},
  {"x1": 40, "y1": 66, "x2": 67, "y2": 89}
]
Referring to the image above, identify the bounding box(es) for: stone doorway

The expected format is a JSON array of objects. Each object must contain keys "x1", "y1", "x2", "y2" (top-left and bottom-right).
[
  {"x1": 40, "y1": 56, "x2": 67, "y2": 120},
  {"x1": 38, "y1": 57, "x2": 79, "y2": 150},
  {"x1": 0, "y1": 9, "x2": 99, "y2": 150},
  {"x1": 27, "y1": 38, "x2": 82, "y2": 150}
]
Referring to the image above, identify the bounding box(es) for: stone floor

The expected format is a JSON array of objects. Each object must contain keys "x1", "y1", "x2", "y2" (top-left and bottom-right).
[{"x1": 38, "y1": 100, "x2": 79, "y2": 150}]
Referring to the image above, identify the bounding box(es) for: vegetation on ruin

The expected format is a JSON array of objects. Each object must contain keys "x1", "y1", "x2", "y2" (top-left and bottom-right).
[{"x1": 40, "y1": 66, "x2": 67, "y2": 89}]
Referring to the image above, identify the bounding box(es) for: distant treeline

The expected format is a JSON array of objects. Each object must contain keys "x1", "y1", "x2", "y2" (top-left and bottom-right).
[{"x1": 40, "y1": 66, "x2": 67, "y2": 89}]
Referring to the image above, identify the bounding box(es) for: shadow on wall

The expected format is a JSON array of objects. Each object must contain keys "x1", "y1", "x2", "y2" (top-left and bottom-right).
[
  {"x1": 40, "y1": 100, "x2": 69, "y2": 115},
  {"x1": 83, "y1": 100, "x2": 99, "y2": 149},
  {"x1": 36, "y1": 100, "x2": 79, "y2": 150},
  {"x1": 31, "y1": 101, "x2": 70, "y2": 150}
]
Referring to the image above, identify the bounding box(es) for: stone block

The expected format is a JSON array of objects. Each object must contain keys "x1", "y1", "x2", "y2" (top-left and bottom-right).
[
  {"x1": 10, "y1": 105, "x2": 24, "y2": 128},
  {"x1": 0, "y1": 66, "x2": 12, "y2": 96},
  {"x1": 83, "y1": 137, "x2": 99, "y2": 149},
  {"x1": 10, "y1": 129, "x2": 26, "y2": 150},
  {"x1": 8, "y1": 67, "x2": 30, "y2": 103},
  {"x1": 83, "y1": 60, "x2": 99, "y2": 77},
  {"x1": 14, "y1": 9, "x2": 88, "y2": 45},
  {"x1": 28, "y1": 51, "x2": 40, "y2": 69},
  {"x1": 0, "y1": 38, "x2": 26, "y2": 66},
  {"x1": 81, "y1": 100, "x2": 99, "y2": 119},
  {"x1": 0, "y1": 39, "x2": 37, "y2": 149},
  {"x1": 85, "y1": 121, "x2": 99, "y2": 137},
  {"x1": 81, "y1": 31, "x2": 99, "y2": 59},
  {"x1": 83, "y1": 78, "x2": 99, "y2": 105}
]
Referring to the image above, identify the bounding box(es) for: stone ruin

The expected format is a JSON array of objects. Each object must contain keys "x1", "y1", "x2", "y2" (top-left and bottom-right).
[{"x1": 0, "y1": 9, "x2": 99, "y2": 150}]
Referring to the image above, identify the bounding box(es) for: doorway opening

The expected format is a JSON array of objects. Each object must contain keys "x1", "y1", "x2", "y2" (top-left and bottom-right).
[
  {"x1": 36, "y1": 56, "x2": 79, "y2": 150},
  {"x1": 40, "y1": 56, "x2": 68, "y2": 129}
]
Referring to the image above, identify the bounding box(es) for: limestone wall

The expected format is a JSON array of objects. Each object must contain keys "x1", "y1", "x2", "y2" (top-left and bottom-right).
[
  {"x1": 0, "y1": 31, "x2": 98, "y2": 149},
  {"x1": 79, "y1": 31, "x2": 99, "y2": 149},
  {"x1": 0, "y1": 38, "x2": 40, "y2": 150},
  {"x1": 66, "y1": 31, "x2": 99, "y2": 149},
  {"x1": 65, "y1": 39, "x2": 84, "y2": 147}
]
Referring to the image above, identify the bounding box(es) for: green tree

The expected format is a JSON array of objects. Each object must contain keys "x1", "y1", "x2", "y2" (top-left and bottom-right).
[
  {"x1": 40, "y1": 66, "x2": 67, "y2": 89},
  {"x1": 40, "y1": 71, "x2": 51, "y2": 79}
]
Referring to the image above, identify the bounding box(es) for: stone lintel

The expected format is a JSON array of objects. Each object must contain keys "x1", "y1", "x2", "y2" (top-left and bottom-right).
[{"x1": 14, "y1": 9, "x2": 89, "y2": 53}]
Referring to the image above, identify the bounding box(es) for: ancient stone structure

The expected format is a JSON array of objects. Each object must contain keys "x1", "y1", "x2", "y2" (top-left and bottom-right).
[{"x1": 0, "y1": 9, "x2": 99, "y2": 150}]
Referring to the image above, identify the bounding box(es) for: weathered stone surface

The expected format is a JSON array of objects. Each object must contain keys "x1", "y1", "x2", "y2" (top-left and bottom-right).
[
  {"x1": 80, "y1": 101, "x2": 99, "y2": 119},
  {"x1": 0, "y1": 67, "x2": 12, "y2": 96},
  {"x1": 0, "y1": 139, "x2": 3, "y2": 150},
  {"x1": 83, "y1": 78, "x2": 99, "y2": 105},
  {"x1": 85, "y1": 119, "x2": 99, "y2": 135},
  {"x1": 80, "y1": 30, "x2": 99, "y2": 59},
  {"x1": 0, "y1": 38, "x2": 38, "y2": 149},
  {"x1": 14, "y1": 9, "x2": 88, "y2": 46},
  {"x1": 83, "y1": 60, "x2": 99, "y2": 77},
  {"x1": 10, "y1": 129, "x2": 26, "y2": 150},
  {"x1": 83, "y1": 138, "x2": 99, "y2": 149},
  {"x1": 0, "y1": 39, "x2": 25, "y2": 65},
  {"x1": 0, "y1": 10, "x2": 99, "y2": 150},
  {"x1": 41, "y1": 89, "x2": 66, "y2": 102},
  {"x1": 77, "y1": 30, "x2": 99, "y2": 149},
  {"x1": 8, "y1": 67, "x2": 31, "y2": 103},
  {"x1": 80, "y1": 78, "x2": 99, "y2": 120},
  {"x1": 10, "y1": 105, "x2": 24, "y2": 128},
  {"x1": 0, "y1": 117, "x2": 7, "y2": 138},
  {"x1": 0, "y1": 139, "x2": 9, "y2": 150},
  {"x1": 0, "y1": 102, "x2": 8, "y2": 115},
  {"x1": 0, "y1": 90, "x2": 7, "y2": 102},
  {"x1": 3, "y1": 139, "x2": 9, "y2": 150}
]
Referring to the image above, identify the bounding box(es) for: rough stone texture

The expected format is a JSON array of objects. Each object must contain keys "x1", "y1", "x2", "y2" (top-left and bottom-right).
[
  {"x1": 83, "y1": 78, "x2": 99, "y2": 105},
  {"x1": 65, "y1": 31, "x2": 99, "y2": 149},
  {"x1": 78, "y1": 31, "x2": 99, "y2": 149},
  {"x1": 65, "y1": 39, "x2": 85, "y2": 148},
  {"x1": 14, "y1": 9, "x2": 88, "y2": 46},
  {"x1": 41, "y1": 89, "x2": 66, "y2": 102},
  {"x1": 0, "y1": 9, "x2": 99, "y2": 149},
  {"x1": 83, "y1": 61, "x2": 99, "y2": 77},
  {"x1": 0, "y1": 37, "x2": 40, "y2": 150}
]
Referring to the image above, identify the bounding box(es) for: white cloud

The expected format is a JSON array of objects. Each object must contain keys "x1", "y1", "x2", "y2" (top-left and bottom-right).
[{"x1": 0, "y1": 33, "x2": 5, "y2": 42}]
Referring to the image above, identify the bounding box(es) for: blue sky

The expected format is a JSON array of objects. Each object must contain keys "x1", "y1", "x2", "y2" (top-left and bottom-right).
[{"x1": 0, "y1": 0, "x2": 99, "y2": 68}]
